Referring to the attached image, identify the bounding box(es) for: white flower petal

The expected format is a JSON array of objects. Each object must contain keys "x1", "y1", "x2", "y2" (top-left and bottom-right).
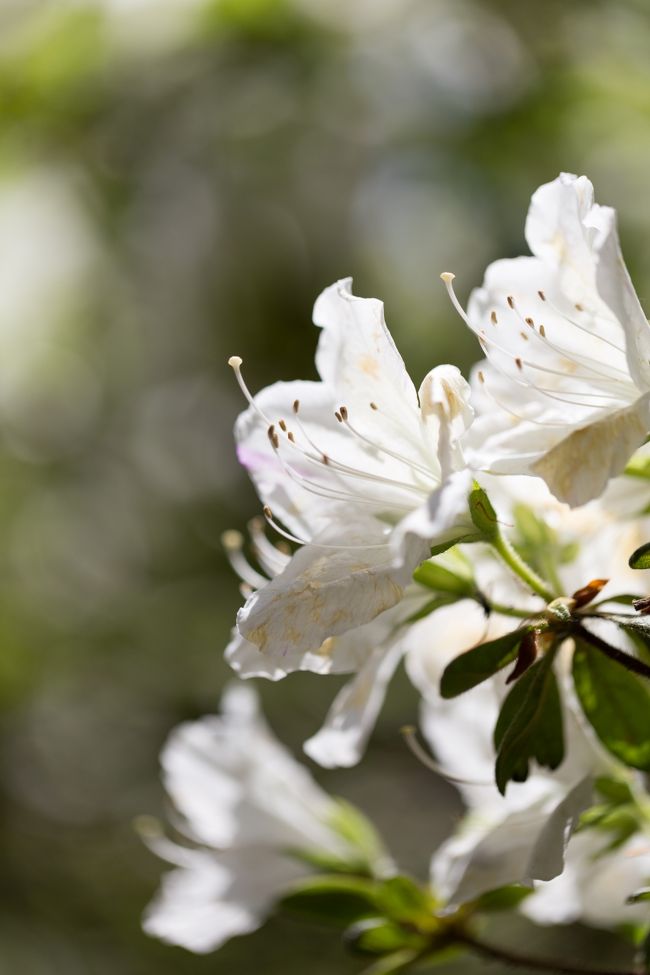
[
  {"x1": 530, "y1": 393, "x2": 650, "y2": 506},
  {"x1": 237, "y1": 520, "x2": 419, "y2": 661},
  {"x1": 303, "y1": 641, "x2": 403, "y2": 769}
]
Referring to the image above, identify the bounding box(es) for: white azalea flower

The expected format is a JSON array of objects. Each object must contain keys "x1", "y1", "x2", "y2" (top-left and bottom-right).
[
  {"x1": 223, "y1": 519, "x2": 432, "y2": 767},
  {"x1": 223, "y1": 278, "x2": 476, "y2": 764},
  {"x1": 443, "y1": 172, "x2": 650, "y2": 506},
  {"x1": 142, "y1": 684, "x2": 392, "y2": 953}
]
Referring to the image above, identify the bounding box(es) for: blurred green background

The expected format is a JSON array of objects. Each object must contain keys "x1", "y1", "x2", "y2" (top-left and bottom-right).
[{"x1": 0, "y1": 0, "x2": 648, "y2": 971}]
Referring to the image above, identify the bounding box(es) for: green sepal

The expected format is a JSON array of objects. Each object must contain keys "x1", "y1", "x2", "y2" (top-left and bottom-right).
[
  {"x1": 440, "y1": 628, "x2": 527, "y2": 699},
  {"x1": 572, "y1": 640, "x2": 650, "y2": 771},
  {"x1": 413, "y1": 561, "x2": 475, "y2": 597},
  {"x1": 494, "y1": 650, "x2": 564, "y2": 795},
  {"x1": 468, "y1": 483, "x2": 499, "y2": 539}
]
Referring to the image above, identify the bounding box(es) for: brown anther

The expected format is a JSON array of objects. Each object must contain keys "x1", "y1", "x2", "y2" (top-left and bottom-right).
[
  {"x1": 515, "y1": 357, "x2": 523, "y2": 370},
  {"x1": 263, "y1": 505, "x2": 273, "y2": 519},
  {"x1": 525, "y1": 317, "x2": 534, "y2": 327},
  {"x1": 519, "y1": 331, "x2": 529, "y2": 341},
  {"x1": 538, "y1": 290, "x2": 546, "y2": 301},
  {"x1": 293, "y1": 399, "x2": 300, "y2": 414},
  {"x1": 339, "y1": 405, "x2": 348, "y2": 421},
  {"x1": 288, "y1": 431, "x2": 295, "y2": 443},
  {"x1": 539, "y1": 324, "x2": 546, "y2": 338},
  {"x1": 572, "y1": 578, "x2": 609, "y2": 609},
  {"x1": 322, "y1": 454, "x2": 329, "y2": 465},
  {"x1": 575, "y1": 303, "x2": 584, "y2": 312},
  {"x1": 279, "y1": 419, "x2": 287, "y2": 432},
  {"x1": 370, "y1": 402, "x2": 378, "y2": 411},
  {"x1": 335, "y1": 411, "x2": 342, "y2": 423},
  {"x1": 507, "y1": 295, "x2": 515, "y2": 309},
  {"x1": 490, "y1": 310, "x2": 498, "y2": 324},
  {"x1": 478, "y1": 370, "x2": 485, "y2": 383},
  {"x1": 267, "y1": 425, "x2": 280, "y2": 449}
]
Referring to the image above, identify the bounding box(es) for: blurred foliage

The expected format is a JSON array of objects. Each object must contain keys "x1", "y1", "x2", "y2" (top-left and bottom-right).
[{"x1": 0, "y1": 0, "x2": 648, "y2": 971}]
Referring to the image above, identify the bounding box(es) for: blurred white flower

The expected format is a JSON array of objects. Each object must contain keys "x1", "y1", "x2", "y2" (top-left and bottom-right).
[
  {"x1": 142, "y1": 684, "x2": 392, "y2": 953},
  {"x1": 406, "y1": 599, "x2": 610, "y2": 904},
  {"x1": 447, "y1": 172, "x2": 650, "y2": 506},
  {"x1": 524, "y1": 829, "x2": 650, "y2": 929},
  {"x1": 229, "y1": 277, "x2": 474, "y2": 670}
]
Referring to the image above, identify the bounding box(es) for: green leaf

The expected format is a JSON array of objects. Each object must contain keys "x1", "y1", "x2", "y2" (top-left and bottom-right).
[
  {"x1": 358, "y1": 949, "x2": 421, "y2": 975},
  {"x1": 404, "y1": 595, "x2": 455, "y2": 624},
  {"x1": 429, "y1": 534, "x2": 481, "y2": 558},
  {"x1": 572, "y1": 641, "x2": 650, "y2": 771},
  {"x1": 279, "y1": 875, "x2": 380, "y2": 925},
  {"x1": 627, "y1": 888, "x2": 650, "y2": 905},
  {"x1": 472, "y1": 885, "x2": 533, "y2": 913},
  {"x1": 629, "y1": 542, "x2": 650, "y2": 569},
  {"x1": 594, "y1": 776, "x2": 635, "y2": 806},
  {"x1": 328, "y1": 798, "x2": 387, "y2": 867},
  {"x1": 468, "y1": 483, "x2": 499, "y2": 538},
  {"x1": 494, "y1": 651, "x2": 564, "y2": 795},
  {"x1": 375, "y1": 876, "x2": 436, "y2": 925},
  {"x1": 413, "y1": 561, "x2": 475, "y2": 597},
  {"x1": 440, "y1": 629, "x2": 526, "y2": 699},
  {"x1": 345, "y1": 918, "x2": 426, "y2": 956}
]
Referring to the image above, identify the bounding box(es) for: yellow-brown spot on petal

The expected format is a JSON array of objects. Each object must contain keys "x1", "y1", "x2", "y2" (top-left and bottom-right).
[{"x1": 358, "y1": 355, "x2": 380, "y2": 379}]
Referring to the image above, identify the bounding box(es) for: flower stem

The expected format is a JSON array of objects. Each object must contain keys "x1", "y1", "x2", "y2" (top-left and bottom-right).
[
  {"x1": 575, "y1": 626, "x2": 650, "y2": 681},
  {"x1": 491, "y1": 529, "x2": 556, "y2": 602},
  {"x1": 487, "y1": 599, "x2": 535, "y2": 619},
  {"x1": 457, "y1": 930, "x2": 638, "y2": 975}
]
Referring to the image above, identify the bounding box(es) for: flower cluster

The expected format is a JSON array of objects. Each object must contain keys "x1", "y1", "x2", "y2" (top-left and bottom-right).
[{"x1": 142, "y1": 174, "x2": 650, "y2": 972}]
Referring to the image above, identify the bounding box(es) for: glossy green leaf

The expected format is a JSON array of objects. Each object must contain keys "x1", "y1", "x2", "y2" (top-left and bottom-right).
[
  {"x1": 572, "y1": 641, "x2": 650, "y2": 771},
  {"x1": 440, "y1": 629, "x2": 526, "y2": 699},
  {"x1": 494, "y1": 651, "x2": 564, "y2": 795},
  {"x1": 629, "y1": 541, "x2": 650, "y2": 569}
]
